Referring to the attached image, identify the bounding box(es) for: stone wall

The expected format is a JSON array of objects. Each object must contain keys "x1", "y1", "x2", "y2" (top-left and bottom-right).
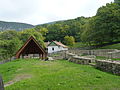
[
  {"x1": 48, "y1": 51, "x2": 67, "y2": 60},
  {"x1": 48, "y1": 51, "x2": 94, "y2": 65},
  {"x1": 96, "y1": 60, "x2": 120, "y2": 75},
  {"x1": 0, "y1": 76, "x2": 4, "y2": 90},
  {"x1": 69, "y1": 56, "x2": 92, "y2": 65},
  {"x1": 66, "y1": 53, "x2": 95, "y2": 65},
  {"x1": 69, "y1": 49, "x2": 120, "y2": 58},
  {"x1": 49, "y1": 51, "x2": 120, "y2": 76},
  {"x1": 66, "y1": 52, "x2": 120, "y2": 75}
]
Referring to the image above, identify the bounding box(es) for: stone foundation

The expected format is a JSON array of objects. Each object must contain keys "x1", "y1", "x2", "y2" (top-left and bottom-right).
[
  {"x1": 69, "y1": 56, "x2": 92, "y2": 65},
  {"x1": 48, "y1": 51, "x2": 67, "y2": 60},
  {"x1": 66, "y1": 53, "x2": 94, "y2": 65},
  {"x1": 96, "y1": 60, "x2": 120, "y2": 75}
]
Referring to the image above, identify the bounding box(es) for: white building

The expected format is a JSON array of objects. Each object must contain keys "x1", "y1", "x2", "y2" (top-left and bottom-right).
[{"x1": 47, "y1": 41, "x2": 68, "y2": 53}]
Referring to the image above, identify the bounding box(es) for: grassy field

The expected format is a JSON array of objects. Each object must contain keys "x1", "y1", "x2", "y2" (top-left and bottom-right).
[
  {"x1": 0, "y1": 59, "x2": 120, "y2": 90},
  {"x1": 72, "y1": 42, "x2": 120, "y2": 50},
  {"x1": 72, "y1": 42, "x2": 87, "y2": 48},
  {"x1": 97, "y1": 43, "x2": 120, "y2": 49}
]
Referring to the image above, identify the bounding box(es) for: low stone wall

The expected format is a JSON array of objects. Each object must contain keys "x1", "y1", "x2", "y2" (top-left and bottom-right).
[
  {"x1": 69, "y1": 56, "x2": 92, "y2": 65},
  {"x1": 69, "y1": 49, "x2": 120, "y2": 58},
  {"x1": 66, "y1": 53, "x2": 76, "y2": 60},
  {"x1": 66, "y1": 53, "x2": 94, "y2": 65},
  {"x1": 0, "y1": 76, "x2": 4, "y2": 90},
  {"x1": 96, "y1": 60, "x2": 120, "y2": 75},
  {"x1": 48, "y1": 51, "x2": 67, "y2": 60}
]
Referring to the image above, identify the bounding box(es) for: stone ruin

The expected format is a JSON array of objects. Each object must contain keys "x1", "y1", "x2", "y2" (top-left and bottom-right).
[
  {"x1": 49, "y1": 51, "x2": 120, "y2": 75},
  {"x1": 96, "y1": 60, "x2": 120, "y2": 75},
  {"x1": 65, "y1": 52, "x2": 120, "y2": 75},
  {"x1": 66, "y1": 52, "x2": 95, "y2": 65}
]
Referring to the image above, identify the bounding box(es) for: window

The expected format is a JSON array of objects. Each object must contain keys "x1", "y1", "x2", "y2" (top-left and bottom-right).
[{"x1": 52, "y1": 48, "x2": 54, "y2": 51}]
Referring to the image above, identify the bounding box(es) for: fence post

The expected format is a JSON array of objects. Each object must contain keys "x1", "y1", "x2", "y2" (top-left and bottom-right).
[{"x1": 0, "y1": 75, "x2": 4, "y2": 90}]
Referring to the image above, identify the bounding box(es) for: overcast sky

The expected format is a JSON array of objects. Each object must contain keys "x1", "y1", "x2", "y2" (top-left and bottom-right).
[{"x1": 0, "y1": 0, "x2": 114, "y2": 25}]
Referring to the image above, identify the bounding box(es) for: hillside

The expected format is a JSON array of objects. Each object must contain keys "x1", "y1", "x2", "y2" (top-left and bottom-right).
[
  {"x1": 96, "y1": 43, "x2": 120, "y2": 50},
  {"x1": 35, "y1": 2, "x2": 120, "y2": 47},
  {"x1": 0, "y1": 21, "x2": 35, "y2": 31},
  {"x1": 37, "y1": 21, "x2": 59, "y2": 26},
  {"x1": 72, "y1": 42, "x2": 120, "y2": 50},
  {"x1": 36, "y1": 16, "x2": 89, "y2": 42},
  {"x1": 0, "y1": 59, "x2": 120, "y2": 90}
]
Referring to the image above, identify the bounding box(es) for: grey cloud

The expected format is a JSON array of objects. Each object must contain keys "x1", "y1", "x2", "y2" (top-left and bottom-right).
[{"x1": 0, "y1": 0, "x2": 114, "y2": 24}]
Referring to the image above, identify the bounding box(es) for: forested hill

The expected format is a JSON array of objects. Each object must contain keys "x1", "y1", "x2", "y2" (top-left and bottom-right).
[
  {"x1": 35, "y1": 1, "x2": 120, "y2": 46},
  {"x1": 0, "y1": 21, "x2": 35, "y2": 31},
  {"x1": 37, "y1": 21, "x2": 59, "y2": 26},
  {"x1": 35, "y1": 16, "x2": 90, "y2": 42}
]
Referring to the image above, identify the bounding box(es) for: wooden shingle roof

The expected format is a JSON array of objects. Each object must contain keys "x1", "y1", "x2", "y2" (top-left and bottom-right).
[{"x1": 15, "y1": 36, "x2": 47, "y2": 59}]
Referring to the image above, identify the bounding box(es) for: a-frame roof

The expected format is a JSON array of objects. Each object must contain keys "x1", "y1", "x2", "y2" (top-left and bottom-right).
[
  {"x1": 48, "y1": 41, "x2": 68, "y2": 48},
  {"x1": 16, "y1": 36, "x2": 46, "y2": 58}
]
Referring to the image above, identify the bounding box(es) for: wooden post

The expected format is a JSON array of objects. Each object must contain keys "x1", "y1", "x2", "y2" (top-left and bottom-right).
[
  {"x1": 44, "y1": 53, "x2": 48, "y2": 61},
  {"x1": 39, "y1": 54, "x2": 41, "y2": 59},
  {"x1": 0, "y1": 75, "x2": 4, "y2": 90},
  {"x1": 43, "y1": 54, "x2": 45, "y2": 60},
  {"x1": 42, "y1": 54, "x2": 44, "y2": 60},
  {"x1": 22, "y1": 54, "x2": 24, "y2": 58}
]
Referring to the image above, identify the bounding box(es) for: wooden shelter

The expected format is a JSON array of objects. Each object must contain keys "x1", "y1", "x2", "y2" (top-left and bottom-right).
[{"x1": 15, "y1": 36, "x2": 47, "y2": 59}]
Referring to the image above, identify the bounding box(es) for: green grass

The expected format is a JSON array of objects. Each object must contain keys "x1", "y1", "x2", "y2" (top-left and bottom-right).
[
  {"x1": 97, "y1": 43, "x2": 120, "y2": 49},
  {"x1": 72, "y1": 42, "x2": 120, "y2": 50},
  {"x1": 72, "y1": 42, "x2": 87, "y2": 48},
  {"x1": 0, "y1": 59, "x2": 120, "y2": 90}
]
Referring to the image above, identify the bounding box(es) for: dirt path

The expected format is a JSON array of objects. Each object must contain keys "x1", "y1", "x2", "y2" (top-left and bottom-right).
[{"x1": 4, "y1": 74, "x2": 32, "y2": 87}]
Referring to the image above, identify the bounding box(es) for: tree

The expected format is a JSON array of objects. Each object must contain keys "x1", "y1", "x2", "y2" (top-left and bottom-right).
[
  {"x1": 20, "y1": 28, "x2": 45, "y2": 48},
  {"x1": 81, "y1": 2, "x2": 120, "y2": 45},
  {"x1": 39, "y1": 28, "x2": 48, "y2": 36},
  {"x1": 114, "y1": 0, "x2": 120, "y2": 4},
  {"x1": 7, "y1": 38, "x2": 22, "y2": 57},
  {"x1": 0, "y1": 30, "x2": 22, "y2": 60},
  {"x1": 0, "y1": 30, "x2": 20, "y2": 40},
  {"x1": 0, "y1": 38, "x2": 22, "y2": 60},
  {"x1": 64, "y1": 36, "x2": 75, "y2": 46},
  {"x1": 35, "y1": 16, "x2": 89, "y2": 42},
  {"x1": 95, "y1": 3, "x2": 120, "y2": 42}
]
